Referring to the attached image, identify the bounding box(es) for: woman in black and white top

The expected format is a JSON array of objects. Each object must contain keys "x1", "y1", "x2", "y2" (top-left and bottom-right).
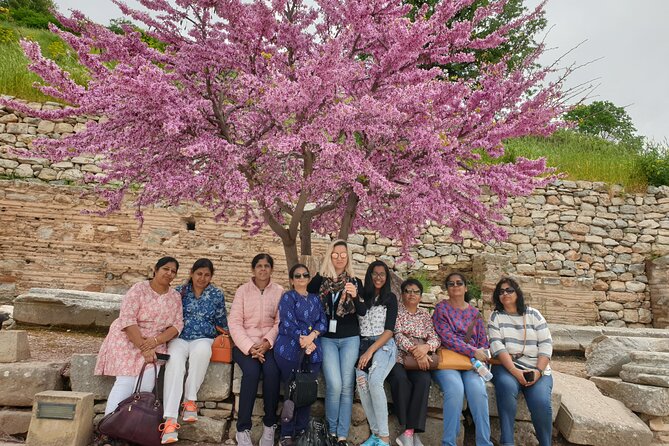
[{"x1": 356, "y1": 260, "x2": 398, "y2": 446}]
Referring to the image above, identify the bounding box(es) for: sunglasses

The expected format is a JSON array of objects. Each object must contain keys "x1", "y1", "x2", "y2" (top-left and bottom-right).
[
  {"x1": 446, "y1": 280, "x2": 465, "y2": 288},
  {"x1": 403, "y1": 289, "x2": 421, "y2": 295},
  {"x1": 292, "y1": 273, "x2": 311, "y2": 279},
  {"x1": 499, "y1": 287, "x2": 516, "y2": 296},
  {"x1": 331, "y1": 252, "x2": 348, "y2": 259}
]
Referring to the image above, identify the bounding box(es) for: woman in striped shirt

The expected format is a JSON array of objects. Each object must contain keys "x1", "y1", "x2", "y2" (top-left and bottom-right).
[{"x1": 488, "y1": 277, "x2": 553, "y2": 446}]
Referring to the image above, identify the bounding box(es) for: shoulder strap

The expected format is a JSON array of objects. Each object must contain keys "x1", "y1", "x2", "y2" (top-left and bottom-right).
[{"x1": 464, "y1": 312, "x2": 482, "y2": 344}]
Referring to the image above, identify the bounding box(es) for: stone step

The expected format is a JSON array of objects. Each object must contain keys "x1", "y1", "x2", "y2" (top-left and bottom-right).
[
  {"x1": 611, "y1": 382, "x2": 669, "y2": 417},
  {"x1": 585, "y1": 336, "x2": 669, "y2": 377},
  {"x1": 553, "y1": 371, "x2": 653, "y2": 446},
  {"x1": 551, "y1": 325, "x2": 669, "y2": 354},
  {"x1": 630, "y1": 351, "x2": 669, "y2": 367},
  {"x1": 13, "y1": 288, "x2": 122, "y2": 330}
]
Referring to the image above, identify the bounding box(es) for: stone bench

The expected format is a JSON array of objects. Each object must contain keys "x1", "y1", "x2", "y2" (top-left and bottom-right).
[
  {"x1": 13, "y1": 289, "x2": 122, "y2": 330},
  {"x1": 550, "y1": 324, "x2": 669, "y2": 354}
]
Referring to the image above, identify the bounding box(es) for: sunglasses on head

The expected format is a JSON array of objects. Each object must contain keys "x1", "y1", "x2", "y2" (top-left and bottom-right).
[
  {"x1": 292, "y1": 273, "x2": 311, "y2": 279},
  {"x1": 446, "y1": 280, "x2": 465, "y2": 287},
  {"x1": 499, "y1": 287, "x2": 515, "y2": 295}
]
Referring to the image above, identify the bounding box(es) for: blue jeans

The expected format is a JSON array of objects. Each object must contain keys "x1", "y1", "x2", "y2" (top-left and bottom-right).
[
  {"x1": 355, "y1": 337, "x2": 397, "y2": 438},
  {"x1": 321, "y1": 335, "x2": 360, "y2": 438},
  {"x1": 491, "y1": 365, "x2": 553, "y2": 446},
  {"x1": 432, "y1": 369, "x2": 492, "y2": 446}
]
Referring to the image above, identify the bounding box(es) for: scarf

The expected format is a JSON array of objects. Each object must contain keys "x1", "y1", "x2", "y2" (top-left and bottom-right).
[{"x1": 319, "y1": 272, "x2": 356, "y2": 318}]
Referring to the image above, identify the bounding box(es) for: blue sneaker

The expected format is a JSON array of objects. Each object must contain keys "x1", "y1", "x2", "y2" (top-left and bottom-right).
[{"x1": 361, "y1": 434, "x2": 380, "y2": 446}]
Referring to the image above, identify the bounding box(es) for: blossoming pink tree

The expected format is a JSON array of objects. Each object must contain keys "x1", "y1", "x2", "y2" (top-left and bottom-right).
[{"x1": 4, "y1": 0, "x2": 566, "y2": 267}]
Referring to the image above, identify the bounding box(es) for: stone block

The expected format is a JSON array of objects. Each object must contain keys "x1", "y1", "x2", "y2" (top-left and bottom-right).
[
  {"x1": 620, "y1": 367, "x2": 669, "y2": 388},
  {"x1": 553, "y1": 371, "x2": 652, "y2": 446},
  {"x1": 0, "y1": 330, "x2": 30, "y2": 362},
  {"x1": 589, "y1": 376, "x2": 622, "y2": 397},
  {"x1": 199, "y1": 408, "x2": 230, "y2": 420},
  {"x1": 13, "y1": 288, "x2": 122, "y2": 329},
  {"x1": 69, "y1": 354, "x2": 114, "y2": 399},
  {"x1": 585, "y1": 336, "x2": 669, "y2": 377},
  {"x1": 26, "y1": 391, "x2": 94, "y2": 446},
  {"x1": 490, "y1": 418, "x2": 539, "y2": 446},
  {"x1": 0, "y1": 408, "x2": 32, "y2": 435},
  {"x1": 612, "y1": 382, "x2": 669, "y2": 416},
  {"x1": 197, "y1": 362, "x2": 232, "y2": 401},
  {"x1": 0, "y1": 362, "x2": 65, "y2": 406},
  {"x1": 179, "y1": 416, "x2": 225, "y2": 443}
]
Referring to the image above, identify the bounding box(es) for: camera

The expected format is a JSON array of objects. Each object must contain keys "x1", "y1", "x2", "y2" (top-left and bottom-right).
[{"x1": 523, "y1": 370, "x2": 535, "y2": 382}]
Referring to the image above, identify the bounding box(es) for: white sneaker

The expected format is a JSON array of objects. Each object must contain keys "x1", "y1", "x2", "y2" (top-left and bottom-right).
[
  {"x1": 413, "y1": 434, "x2": 424, "y2": 446},
  {"x1": 236, "y1": 429, "x2": 252, "y2": 446},
  {"x1": 395, "y1": 433, "x2": 413, "y2": 446},
  {"x1": 259, "y1": 424, "x2": 277, "y2": 446}
]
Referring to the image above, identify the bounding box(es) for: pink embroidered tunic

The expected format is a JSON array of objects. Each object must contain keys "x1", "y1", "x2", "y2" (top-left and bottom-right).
[
  {"x1": 94, "y1": 281, "x2": 184, "y2": 377},
  {"x1": 394, "y1": 305, "x2": 441, "y2": 364}
]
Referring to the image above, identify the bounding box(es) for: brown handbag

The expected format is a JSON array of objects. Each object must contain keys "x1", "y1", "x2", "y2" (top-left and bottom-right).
[
  {"x1": 97, "y1": 363, "x2": 163, "y2": 446},
  {"x1": 403, "y1": 313, "x2": 482, "y2": 371},
  {"x1": 211, "y1": 326, "x2": 233, "y2": 363}
]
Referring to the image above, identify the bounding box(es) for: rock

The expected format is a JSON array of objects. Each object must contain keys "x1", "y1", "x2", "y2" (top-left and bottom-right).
[
  {"x1": 197, "y1": 362, "x2": 232, "y2": 401},
  {"x1": 69, "y1": 354, "x2": 114, "y2": 399},
  {"x1": 585, "y1": 336, "x2": 669, "y2": 376},
  {"x1": 549, "y1": 324, "x2": 669, "y2": 354},
  {"x1": 0, "y1": 362, "x2": 66, "y2": 406},
  {"x1": 590, "y1": 376, "x2": 622, "y2": 397},
  {"x1": 179, "y1": 416, "x2": 225, "y2": 443},
  {"x1": 37, "y1": 168, "x2": 58, "y2": 181},
  {"x1": 0, "y1": 159, "x2": 19, "y2": 169},
  {"x1": 14, "y1": 164, "x2": 34, "y2": 178},
  {"x1": 53, "y1": 122, "x2": 74, "y2": 133},
  {"x1": 13, "y1": 288, "x2": 122, "y2": 329},
  {"x1": 553, "y1": 371, "x2": 653, "y2": 446},
  {"x1": 36, "y1": 120, "x2": 55, "y2": 133},
  {"x1": 611, "y1": 382, "x2": 669, "y2": 416},
  {"x1": 199, "y1": 408, "x2": 230, "y2": 420},
  {"x1": 620, "y1": 368, "x2": 669, "y2": 388},
  {"x1": 60, "y1": 168, "x2": 83, "y2": 181},
  {"x1": 0, "y1": 408, "x2": 32, "y2": 435},
  {"x1": 0, "y1": 330, "x2": 30, "y2": 362},
  {"x1": 490, "y1": 418, "x2": 539, "y2": 446},
  {"x1": 6, "y1": 123, "x2": 29, "y2": 134}
]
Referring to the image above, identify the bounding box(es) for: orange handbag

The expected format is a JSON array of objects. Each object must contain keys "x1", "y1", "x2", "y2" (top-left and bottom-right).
[{"x1": 211, "y1": 326, "x2": 233, "y2": 363}]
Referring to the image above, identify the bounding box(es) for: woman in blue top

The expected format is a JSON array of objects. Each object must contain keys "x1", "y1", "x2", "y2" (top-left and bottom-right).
[
  {"x1": 161, "y1": 258, "x2": 228, "y2": 444},
  {"x1": 275, "y1": 263, "x2": 327, "y2": 446}
]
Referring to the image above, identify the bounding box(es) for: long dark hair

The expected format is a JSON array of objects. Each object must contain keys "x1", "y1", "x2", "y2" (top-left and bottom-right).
[
  {"x1": 492, "y1": 277, "x2": 526, "y2": 315},
  {"x1": 363, "y1": 260, "x2": 393, "y2": 307},
  {"x1": 187, "y1": 258, "x2": 214, "y2": 285},
  {"x1": 444, "y1": 272, "x2": 472, "y2": 302}
]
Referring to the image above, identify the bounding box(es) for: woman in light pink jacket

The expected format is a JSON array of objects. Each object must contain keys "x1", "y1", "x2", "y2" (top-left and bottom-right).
[{"x1": 229, "y1": 253, "x2": 284, "y2": 446}]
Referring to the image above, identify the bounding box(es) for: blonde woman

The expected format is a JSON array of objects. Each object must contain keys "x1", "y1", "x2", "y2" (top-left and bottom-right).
[{"x1": 307, "y1": 240, "x2": 365, "y2": 446}]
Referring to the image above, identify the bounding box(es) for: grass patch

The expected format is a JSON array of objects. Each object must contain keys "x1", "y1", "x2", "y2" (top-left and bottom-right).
[
  {"x1": 500, "y1": 130, "x2": 649, "y2": 192},
  {"x1": 0, "y1": 20, "x2": 88, "y2": 102}
]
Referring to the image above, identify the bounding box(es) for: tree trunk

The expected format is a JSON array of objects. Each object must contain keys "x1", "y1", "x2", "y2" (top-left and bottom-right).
[
  {"x1": 338, "y1": 191, "x2": 359, "y2": 240},
  {"x1": 300, "y1": 214, "x2": 313, "y2": 255},
  {"x1": 282, "y1": 237, "x2": 300, "y2": 270}
]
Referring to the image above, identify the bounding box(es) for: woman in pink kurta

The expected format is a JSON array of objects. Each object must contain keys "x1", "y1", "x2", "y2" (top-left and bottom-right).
[{"x1": 94, "y1": 257, "x2": 184, "y2": 422}]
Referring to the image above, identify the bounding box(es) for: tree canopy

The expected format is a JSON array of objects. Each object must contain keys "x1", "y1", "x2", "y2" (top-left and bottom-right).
[
  {"x1": 564, "y1": 100, "x2": 641, "y2": 149},
  {"x1": 3, "y1": 0, "x2": 567, "y2": 267}
]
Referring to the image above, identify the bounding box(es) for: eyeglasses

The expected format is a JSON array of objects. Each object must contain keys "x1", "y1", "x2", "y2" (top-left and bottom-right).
[
  {"x1": 331, "y1": 252, "x2": 348, "y2": 259},
  {"x1": 446, "y1": 280, "x2": 465, "y2": 288},
  {"x1": 499, "y1": 287, "x2": 516, "y2": 296},
  {"x1": 372, "y1": 273, "x2": 386, "y2": 279},
  {"x1": 403, "y1": 289, "x2": 421, "y2": 295},
  {"x1": 292, "y1": 273, "x2": 311, "y2": 279}
]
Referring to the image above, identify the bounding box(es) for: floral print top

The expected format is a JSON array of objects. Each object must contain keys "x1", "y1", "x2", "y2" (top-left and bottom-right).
[
  {"x1": 394, "y1": 305, "x2": 441, "y2": 364},
  {"x1": 95, "y1": 281, "x2": 183, "y2": 376},
  {"x1": 275, "y1": 290, "x2": 328, "y2": 364},
  {"x1": 175, "y1": 282, "x2": 228, "y2": 341}
]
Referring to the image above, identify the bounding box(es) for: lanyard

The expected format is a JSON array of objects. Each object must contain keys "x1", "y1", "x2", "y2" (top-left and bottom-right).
[{"x1": 330, "y1": 290, "x2": 342, "y2": 319}]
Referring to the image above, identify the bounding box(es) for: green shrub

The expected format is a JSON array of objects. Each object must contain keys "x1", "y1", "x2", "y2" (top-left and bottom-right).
[
  {"x1": 408, "y1": 270, "x2": 433, "y2": 293},
  {"x1": 8, "y1": 7, "x2": 57, "y2": 29},
  {"x1": 0, "y1": 24, "x2": 15, "y2": 43},
  {"x1": 639, "y1": 143, "x2": 669, "y2": 186}
]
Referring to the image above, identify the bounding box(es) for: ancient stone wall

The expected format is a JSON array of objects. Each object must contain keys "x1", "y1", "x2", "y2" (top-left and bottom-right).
[{"x1": 1, "y1": 100, "x2": 669, "y2": 328}]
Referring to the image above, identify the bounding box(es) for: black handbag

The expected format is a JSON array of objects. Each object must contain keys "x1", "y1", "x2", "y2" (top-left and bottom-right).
[
  {"x1": 288, "y1": 350, "x2": 319, "y2": 408},
  {"x1": 295, "y1": 417, "x2": 337, "y2": 446},
  {"x1": 97, "y1": 363, "x2": 163, "y2": 446}
]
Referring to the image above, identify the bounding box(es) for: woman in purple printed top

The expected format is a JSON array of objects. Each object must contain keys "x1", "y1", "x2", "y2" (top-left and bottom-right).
[
  {"x1": 274, "y1": 263, "x2": 327, "y2": 446},
  {"x1": 431, "y1": 272, "x2": 492, "y2": 446}
]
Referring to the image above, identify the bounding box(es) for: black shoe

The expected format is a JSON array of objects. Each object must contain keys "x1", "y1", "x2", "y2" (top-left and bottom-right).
[
  {"x1": 337, "y1": 441, "x2": 349, "y2": 446},
  {"x1": 280, "y1": 437, "x2": 295, "y2": 446}
]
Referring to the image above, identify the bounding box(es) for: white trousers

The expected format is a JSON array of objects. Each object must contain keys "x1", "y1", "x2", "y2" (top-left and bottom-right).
[
  {"x1": 104, "y1": 365, "x2": 159, "y2": 416},
  {"x1": 163, "y1": 337, "x2": 213, "y2": 419}
]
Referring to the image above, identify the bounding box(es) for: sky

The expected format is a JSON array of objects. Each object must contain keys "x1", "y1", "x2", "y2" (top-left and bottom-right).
[{"x1": 52, "y1": 0, "x2": 669, "y2": 143}]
